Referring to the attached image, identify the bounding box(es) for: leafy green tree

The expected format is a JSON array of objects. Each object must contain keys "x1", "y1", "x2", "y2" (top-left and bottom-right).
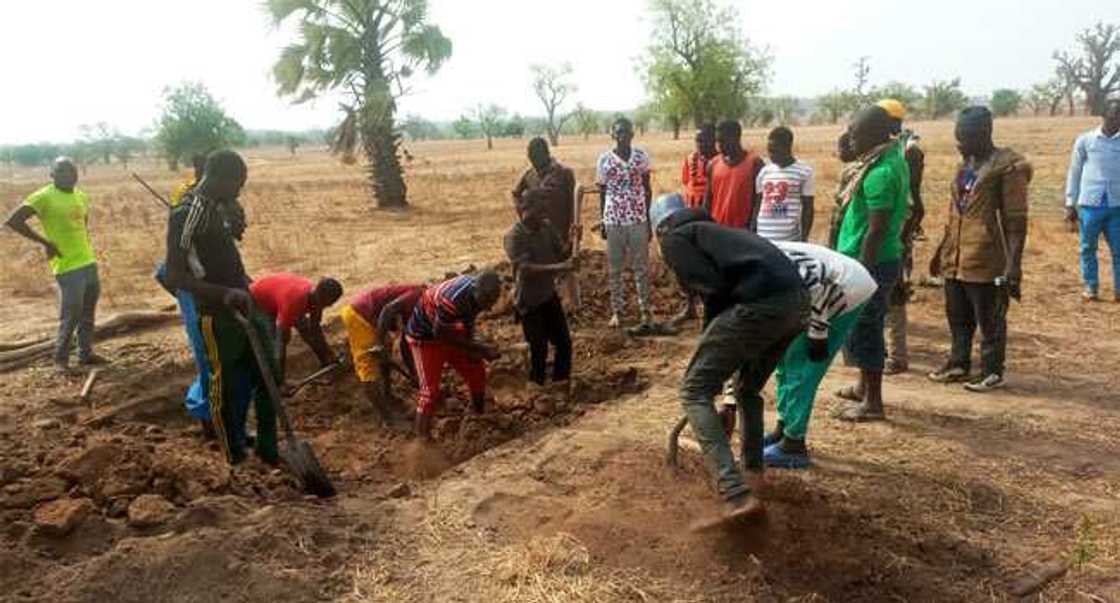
[
  {"x1": 79, "y1": 122, "x2": 119, "y2": 165},
  {"x1": 1054, "y1": 22, "x2": 1120, "y2": 116},
  {"x1": 573, "y1": 104, "x2": 600, "y2": 140},
  {"x1": 472, "y1": 104, "x2": 507, "y2": 150},
  {"x1": 771, "y1": 96, "x2": 801, "y2": 125},
  {"x1": 451, "y1": 116, "x2": 477, "y2": 139},
  {"x1": 401, "y1": 114, "x2": 440, "y2": 141},
  {"x1": 268, "y1": 0, "x2": 452, "y2": 208},
  {"x1": 632, "y1": 103, "x2": 656, "y2": 136},
  {"x1": 851, "y1": 56, "x2": 872, "y2": 103},
  {"x1": 155, "y1": 82, "x2": 245, "y2": 171},
  {"x1": 503, "y1": 114, "x2": 526, "y2": 138},
  {"x1": 1026, "y1": 80, "x2": 1063, "y2": 116},
  {"x1": 642, "y1": 0, "x2": 770, "y2": 130},
  {"x1": 990, "y1": 89, "x2": 1024, "y2": 117},
  {"x1": 113, "y1": 136, "x2": 146, "y2": 168},
  {"x1": 815, "y1": 90, "x2": 855, "y2": 124},
  {"x1": 923, "y1": 78, "x2": 969, "y2": 119},
  {"x1": 530, "y1": 63, "x2": 576, "y2": 146},
  {"x1": 868, "y1": 81, "x2": 923, "y2": 116}
]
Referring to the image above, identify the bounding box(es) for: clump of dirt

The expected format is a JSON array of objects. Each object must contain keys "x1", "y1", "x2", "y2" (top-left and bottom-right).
[{"x1": 0, "y1": 249, "x2": 682, "y2": 602}]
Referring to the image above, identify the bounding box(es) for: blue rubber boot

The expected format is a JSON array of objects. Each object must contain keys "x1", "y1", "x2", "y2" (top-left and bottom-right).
[{"x1": 763, "y1": 440, "x2": 811, "y2": 469}]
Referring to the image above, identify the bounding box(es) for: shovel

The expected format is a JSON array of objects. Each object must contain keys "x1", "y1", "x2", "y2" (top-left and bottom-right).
[{"x1": 234, "y1": 310, "x2": 336, "y2": 498}]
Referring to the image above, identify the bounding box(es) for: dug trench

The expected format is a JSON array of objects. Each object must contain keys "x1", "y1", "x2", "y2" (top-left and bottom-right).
[{"x1": 0, "y1": 250, "x2": 672, "y2": 602}]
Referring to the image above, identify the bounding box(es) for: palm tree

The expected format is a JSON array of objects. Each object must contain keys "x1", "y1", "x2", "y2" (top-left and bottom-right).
[{"x1": 267, "y1": 0, "x2": 452, "y2": 208}]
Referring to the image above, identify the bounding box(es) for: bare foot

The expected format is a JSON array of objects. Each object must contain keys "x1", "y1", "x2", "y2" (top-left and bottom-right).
[{"x1": 836, "y1": 403, "x2": 886, "y2": 423}]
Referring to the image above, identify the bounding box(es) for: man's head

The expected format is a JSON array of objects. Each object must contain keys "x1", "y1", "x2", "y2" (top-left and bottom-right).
[
  {"x1": 527, "y1": 137, "x2": 551, "y2": 171},
  {"x1": 716, "y1": 119, "x2": 742, "y2": 156},
  {"x1": 310, "y1": 278, "x2": 344, "y2": 311},
  {"x1": 50, "y1": 157, "x2": 78, "y2": 190},
  {"x1": 695, "y1": 124, "x2": 716, "y2": 157},
  {"x1": 767, "y1": 126, "x2": 794, "y2": 165},
  {"x1": 955, "y1": 106, "x2": 995, "y2": 159},
  {"x1": 473, "y1": 271, "x2": 502, "y2": 310},
  {"x1": 517, "y1": 187, "x2": 548, "y2": 228},
  {"x1": 848, "y1": 106, "x2": 893, "y2": 156},
  {"x1": 1103, "y1": 98, "x2": 1120, "y2": 136},
  {"x1": 650, "y1": 192, "x2": 686, "y2": 237},
  {"x1": 611, "y1": 116, "x2": 634, "y2": 148},
  {"x1": 200, "y1": 149, "x2": 248, "y2": 202},
  {"x1": 191, "y1": 153, "x2": 208, "y2": 181},
  {"x1": 876, "y1": 98, "x2": 906, "y2": 135}
]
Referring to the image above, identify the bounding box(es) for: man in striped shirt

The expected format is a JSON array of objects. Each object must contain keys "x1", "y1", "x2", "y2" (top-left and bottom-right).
[
  {"x1": 754, "y1": 127, "x2": 815, "y2": 242},
  {"x1": 404, "y1": 272, "x2": 501, "y2": 440},
  {"x1": 761, "y1": 242, "x2": 876, "y2": 468}
]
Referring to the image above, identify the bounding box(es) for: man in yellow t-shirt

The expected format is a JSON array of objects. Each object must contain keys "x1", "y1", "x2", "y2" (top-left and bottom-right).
[{"x1": 5, "y1": 157, "x2": 108, "y2": 373}]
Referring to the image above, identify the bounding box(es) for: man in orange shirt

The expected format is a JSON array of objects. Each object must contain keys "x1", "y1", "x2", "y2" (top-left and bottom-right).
[
  {"x1": 681, "y1": 124, "x2": 716, "y2": 207},
  {"x1": 703, "y1": 120, "x2": 765, "y2": 230},
  {"x1": 673, "y1": 124, "x2": 718, "y2": 324}
]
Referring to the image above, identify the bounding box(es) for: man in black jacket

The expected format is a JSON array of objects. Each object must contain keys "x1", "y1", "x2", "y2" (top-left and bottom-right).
[{"x1": 651, "y1": 193, "x2": 808, "y2": 524}]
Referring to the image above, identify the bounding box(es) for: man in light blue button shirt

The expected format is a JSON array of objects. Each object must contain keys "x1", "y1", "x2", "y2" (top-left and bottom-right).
[{"x1": 1067, "y1": 99, "x2": 1120, "y2": 301}]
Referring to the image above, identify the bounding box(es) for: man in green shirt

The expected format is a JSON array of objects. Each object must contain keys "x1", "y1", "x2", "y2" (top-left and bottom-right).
[
  {"x1": 5, "y1": 157, "x2": 107, "y2": 373},
  {"x1": 831, "y1": 106, "x2": 909, "y2": 422}
]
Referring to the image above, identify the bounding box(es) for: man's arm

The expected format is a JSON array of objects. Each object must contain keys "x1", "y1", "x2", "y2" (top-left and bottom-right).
[
  {"x1": 1065, "y1": 136, "x2": 1086, "y2": 223},
  {"x1": 801, "y1": 196, "x2": 815, "y2": 242},
  {"x1": 5, "y1": 205, "x2": 59, "y2": 258},
  {"x1": 1001, "y1": 162, "x2": 1032, "y2": 288},
  {"x1": 747, "y1": 158, "x2": 765, "y2": 230},
  {"x1": 702, "y1": 162, "x2": 714, "y2": 213},
  {"x1": 902, "y1": 147, "x2": 926, "y2": 241},
  {"x1": 294, "y1": 310, "x2": 336, "y2": 367},
  {"x1": 642, "y1": 171, "x2": 653, "y2": 233},
  {"x1": 164, "y1": 211, "x2": 245, "y2": 311},
  {"x1": 861, "y1": 210, "x2": 890, "y2": 268}
]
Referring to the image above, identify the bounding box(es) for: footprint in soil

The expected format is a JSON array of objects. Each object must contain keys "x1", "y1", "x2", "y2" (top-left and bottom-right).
[{"x1": 400, "y1": 440, "x2": 451, "y2": 480}]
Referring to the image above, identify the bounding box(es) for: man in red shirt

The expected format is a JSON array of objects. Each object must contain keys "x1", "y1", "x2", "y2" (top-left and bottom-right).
[
  {"x1": 405, "y1": 272, "x2": 502, "y2": 440},
  {"x1": 703, "y1": 120, "x2": 765, "y2": 230},
  {"x1": 249, "y1": 273, "x2": 343, "y2": 384},
  {"x1": 339, "y1": 283, "x2": 425, "y2": 423}
]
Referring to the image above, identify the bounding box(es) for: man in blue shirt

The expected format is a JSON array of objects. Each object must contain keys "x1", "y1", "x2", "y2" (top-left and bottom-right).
[{"x1": 1066, "y1": 99, "x2": 1120, "y2": 301}]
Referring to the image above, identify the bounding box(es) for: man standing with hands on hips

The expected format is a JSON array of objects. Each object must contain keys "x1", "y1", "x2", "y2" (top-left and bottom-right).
[{"x1": 6, "y1": 157, "x2": 108, "y2": 373}]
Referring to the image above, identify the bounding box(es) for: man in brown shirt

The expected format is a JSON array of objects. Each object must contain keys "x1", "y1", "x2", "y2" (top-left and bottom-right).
[
  {"x1": 512, "y1": 137, "x2": 577, "y2": 248},
  {"x1": 929, "y1": 107, "x2": 1031, "y2": 393}
]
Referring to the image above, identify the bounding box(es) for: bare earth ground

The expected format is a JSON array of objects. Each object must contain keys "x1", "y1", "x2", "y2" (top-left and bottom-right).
[{"x1": 1, "y1": 117, "x2": 1118, "y2": 602}]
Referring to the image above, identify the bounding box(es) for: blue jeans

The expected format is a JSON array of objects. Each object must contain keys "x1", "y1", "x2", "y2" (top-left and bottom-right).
[
  {"x1": 844, "y1": 260, "x2": 901, "y2": 372},
  {"x1": 1078, "y1": 206, "x2": 1120, "y2": 295}
]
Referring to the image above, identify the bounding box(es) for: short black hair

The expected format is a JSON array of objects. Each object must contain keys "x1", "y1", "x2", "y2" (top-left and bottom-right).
[
  {"x1": 527, "y1": 136, "x2": 549, "y2": 155},
  {"x1": 315, "y1": 277, "x2": 343, "y2": 306},
  {"x1": 204, "y1": 149, "x2": 247, "y2": 182},
  {"x1": 717, "y1": 119, "x2": 742, "y2": 139},
  {"x1": 612, "y1": 115, "x2": 633, "y2": 132},
  {"x1": 957, "y1": 106, "x2": 993, "y2": 132},
  {"x1": 768, "y1": 126, "x2": 793, "y2": 147},
  {"x1": 191, "y1": 153, "x2": 208, "y2": 178}
]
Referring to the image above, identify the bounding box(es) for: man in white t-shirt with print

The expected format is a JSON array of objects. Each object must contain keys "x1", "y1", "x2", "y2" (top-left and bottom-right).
[
  {"x1": 597, "y1": 116, "x2": 654, "y2": 329},
  {"x1": 754, "y1": 126, "x2": 816, "y2": 242}
]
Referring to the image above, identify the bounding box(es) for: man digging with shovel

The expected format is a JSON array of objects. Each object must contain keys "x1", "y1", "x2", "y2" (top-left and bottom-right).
[
  {"x1": 650, "y1": 193, "x2": 808, "y2": 528},
  {"x1": 163, "y1": 150, "x2": 280, "y2": 467}
]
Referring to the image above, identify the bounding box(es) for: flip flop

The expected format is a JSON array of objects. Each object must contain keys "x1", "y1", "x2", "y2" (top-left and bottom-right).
[{"x1": 834, "y1": 385, "x2": 863, "y2": 402}]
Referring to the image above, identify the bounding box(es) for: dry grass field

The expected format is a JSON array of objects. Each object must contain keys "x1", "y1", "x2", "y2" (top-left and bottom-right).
[{"x1": 1, "y1": 116, "x2": 1118, "y2": 602}]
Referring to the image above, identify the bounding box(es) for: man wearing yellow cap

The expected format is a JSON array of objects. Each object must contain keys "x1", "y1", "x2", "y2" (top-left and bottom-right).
[{"x1": 876, "y1": 98, "x2": 925, "y2": 375}]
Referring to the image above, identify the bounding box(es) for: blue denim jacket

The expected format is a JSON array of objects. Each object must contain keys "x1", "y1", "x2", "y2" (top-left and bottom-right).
[{"x1": 1066, "y1": 128, "x2": 1120, "y2": 208}]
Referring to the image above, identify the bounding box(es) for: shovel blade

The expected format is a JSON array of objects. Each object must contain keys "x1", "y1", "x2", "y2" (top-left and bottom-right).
[{"x1": 280, "y1": 440, "x2": 336, "y2": 498}]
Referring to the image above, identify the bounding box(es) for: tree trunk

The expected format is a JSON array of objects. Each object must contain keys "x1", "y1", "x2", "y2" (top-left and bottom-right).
[
  {"x1": 167, "y1": 157, "x2": 179, "y2": 172},
  {"x1": 360, "y1": 109, "x2": 407, "y2": 208},
  {"x1": 548, "y1": 128, "x2": 559, "y2": 146},
  {"x1": 486, "y1": 134, "x2": 493, "y2": 151}
]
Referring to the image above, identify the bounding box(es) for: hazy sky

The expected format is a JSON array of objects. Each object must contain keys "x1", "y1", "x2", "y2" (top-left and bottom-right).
[{"x1": 1, "y1": 0, "x2": 1118, "y2": 144}]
